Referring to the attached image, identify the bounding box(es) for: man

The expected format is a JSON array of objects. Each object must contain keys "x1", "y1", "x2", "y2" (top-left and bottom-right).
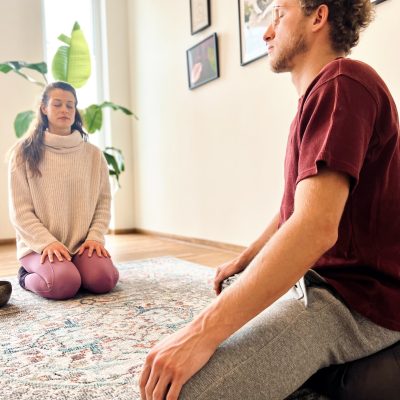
[{"x1": 140, "y1": 1, "x2": 400, "y2": 399}]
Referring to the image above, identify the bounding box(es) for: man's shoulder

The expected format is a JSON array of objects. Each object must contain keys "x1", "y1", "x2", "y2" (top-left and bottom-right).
[
  {"x1": 327, "y1": 58, "x2": 380, "y2": 81},
  {"x1": 318, "y1": 58, "x2": 383, "y2": 89},
  {"x1": 306, "y1": 58, "x2": 387, "y2": 104}
]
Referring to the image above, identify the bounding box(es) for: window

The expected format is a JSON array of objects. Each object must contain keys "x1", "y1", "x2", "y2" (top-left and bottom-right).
[{"x1": 42, "y1": 0, "x2": 104, "y2": 147}]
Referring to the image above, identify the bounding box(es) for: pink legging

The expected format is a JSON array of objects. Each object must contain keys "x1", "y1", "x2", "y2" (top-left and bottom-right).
[{"x1": 20, "y1": 250, "x2": 119, "y2": 300}]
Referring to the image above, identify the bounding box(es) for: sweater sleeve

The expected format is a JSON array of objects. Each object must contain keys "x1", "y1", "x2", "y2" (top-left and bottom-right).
[
  {"x1": 8, "y1": 157, "x2": 58, "y2": 254},
  {"x1": 86, "y1": 154, "x2": 111, "y2": 243}
]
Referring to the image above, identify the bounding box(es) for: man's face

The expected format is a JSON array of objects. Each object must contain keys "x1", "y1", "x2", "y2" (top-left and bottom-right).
[{"x1": 263, "y1": 0, "x2": 310, "y2": 73}]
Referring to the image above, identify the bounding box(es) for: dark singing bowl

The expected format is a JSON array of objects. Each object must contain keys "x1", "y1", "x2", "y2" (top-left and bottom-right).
[{"x1": 0, "y1": 281, "x2": 12, "y2": 307}]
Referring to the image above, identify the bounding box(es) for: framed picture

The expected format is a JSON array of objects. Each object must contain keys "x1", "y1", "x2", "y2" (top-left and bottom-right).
[
  {"x1": 190, "y1": 0, "x2": 211, "y2": 35},
  {"x1": 238, "y1": 0, "x2": 273, "y2": 66},
  {"x1": 186, "y1": 33, "x2": 219, "y2": 90}
]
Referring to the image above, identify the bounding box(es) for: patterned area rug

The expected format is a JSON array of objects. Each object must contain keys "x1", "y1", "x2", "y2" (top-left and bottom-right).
[{"x1": 0, "y1": 257, "x2": 326, "y2": 399}]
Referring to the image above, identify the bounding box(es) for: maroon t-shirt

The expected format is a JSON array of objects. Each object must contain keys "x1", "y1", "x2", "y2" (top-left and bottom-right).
[{"x1": 281, "y1": 58, "x2": 400, "y2": 331}]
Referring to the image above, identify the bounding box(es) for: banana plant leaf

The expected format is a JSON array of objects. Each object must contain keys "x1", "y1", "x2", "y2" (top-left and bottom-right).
[
  {"x1": 101, "y1": 101, "x2": 137, "y2": 117},
  {"x1": 81, "y1": 104, "x2": 102, "y2": 134},
  {"x1": 81, "y1": 101, "x2": 137, "y2": 133},
  {"x1": 14, "y1": 111, "x2": 35, "y2": 138},
  {"x1": 52, "y1": 22, "x2": 91, "y2": 88},
  {"x1": 0, "y1": 61, "x2": 47, "y2": 86},
  {"x1": 103, "y1": 147, "x2": 125, "y2": 186}
]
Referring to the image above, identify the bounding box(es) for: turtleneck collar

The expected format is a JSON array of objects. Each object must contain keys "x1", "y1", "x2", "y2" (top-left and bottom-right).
[{"x1": 44, "y1": 130, "x2": 84, "y2": 153}]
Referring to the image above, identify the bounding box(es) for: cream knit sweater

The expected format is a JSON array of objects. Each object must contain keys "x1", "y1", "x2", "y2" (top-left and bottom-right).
[{"x1": 8, "y1": 130, "x2": 111, "y2": 260}]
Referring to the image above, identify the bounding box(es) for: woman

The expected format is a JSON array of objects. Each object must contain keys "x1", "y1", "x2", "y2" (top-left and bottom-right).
[{"x1": 8, "y1": 81, "x2": 119, "y2": 300}]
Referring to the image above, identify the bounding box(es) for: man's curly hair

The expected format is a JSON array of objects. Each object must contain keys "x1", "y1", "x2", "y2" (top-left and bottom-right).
[{"x1": 299, "y1": 0, "x2": 375, "y2": 54}]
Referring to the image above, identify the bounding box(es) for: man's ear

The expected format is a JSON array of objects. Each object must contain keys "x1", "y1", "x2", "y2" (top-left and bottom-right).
[{"x1": 311, "y1": 4, "x2": 329, "y2": 32}]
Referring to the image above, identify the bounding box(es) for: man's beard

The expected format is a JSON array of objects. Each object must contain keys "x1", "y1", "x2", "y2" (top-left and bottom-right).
[{"x1": 269, "y1": 31, "x2": 308, "y2": 73}]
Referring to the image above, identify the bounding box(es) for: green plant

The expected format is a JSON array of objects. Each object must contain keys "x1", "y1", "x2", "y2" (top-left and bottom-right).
[{"x1": 0, "y1": 22, "x2": 137, "y2": 185}]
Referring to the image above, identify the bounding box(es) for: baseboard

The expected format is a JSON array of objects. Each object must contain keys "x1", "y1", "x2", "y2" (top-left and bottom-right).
[
  {"x1": 132, "y1": 228, "x2": 246, "y2": 253},
  {"x1": 108, "y1": 228, "x2": 137, "y2": 235},
  {"x1": 0, "y1": 238, "x2": 16, "y2": 245},
  {"x1": 2, "y1": 230, "x2": 245, "y2": 253}
]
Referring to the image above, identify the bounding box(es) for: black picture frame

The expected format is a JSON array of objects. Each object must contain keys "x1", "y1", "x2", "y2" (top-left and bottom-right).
[
  {"x1": 238, "y1": 0, "x2": 273, "y2": 66},
  {"x1": 190, "y1": 0, "x2": 211, "y2": 35},
  {"x1": 186, "y1": 33, "x2": 219, "y2": 90},
  {"x1": 371, "y1": 0, "x2": 387, "y2": 4}
]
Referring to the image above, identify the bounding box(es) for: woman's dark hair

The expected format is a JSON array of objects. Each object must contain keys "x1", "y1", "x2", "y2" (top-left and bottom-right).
[
  {"x1": 13, "y1": 81, "x2": 88, "y2": 177},
  {"x1": 299, "y1": 0, "x2": 374, "y2": 55}
]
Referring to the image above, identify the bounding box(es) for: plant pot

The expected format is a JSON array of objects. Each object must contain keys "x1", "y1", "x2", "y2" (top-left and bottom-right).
[{"x1": 0, "y1": 281, "x2": 12, "y2": 307}]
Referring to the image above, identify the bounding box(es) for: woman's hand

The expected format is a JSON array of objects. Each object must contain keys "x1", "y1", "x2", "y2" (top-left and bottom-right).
[
  {"x1": 41, "y1": 241, "x2": 71, "y2": 264},
  {"x1": 77, "y1": 240, "x2": 111, "y2": 258}
]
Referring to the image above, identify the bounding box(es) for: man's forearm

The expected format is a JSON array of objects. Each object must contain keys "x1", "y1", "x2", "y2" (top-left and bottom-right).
[
  {"x1": 191, "y1": 213, "x2": 336, "y2": 348},
  {"x1": 238, "y1": 212, "x2": 280, "y2": 266},
  {"x1": 200, "y1": 168, "x2": 349, "y2": 346}
]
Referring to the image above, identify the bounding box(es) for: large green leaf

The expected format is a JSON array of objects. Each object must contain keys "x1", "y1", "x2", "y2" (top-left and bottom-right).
[
  {"x1": 81, "y1": 104, "x2": 103, "y2": 133},
  {"x1": 14, "y1": 110, "x2": 35, "y2": 138},
  {"x1": 52, "y1": 22, "x2": 91, "y2": 88},
  {"x1": 51, "y1": 46, "x2": 69, "y2": 84},
  {"x1": 0, "y1": 61, "x2": 47, "y2": 86},
  {"x1": 100, "y1": 101, "x2": 137, "y2": 119},
  {"x1": 105, "y1": 146, "x2": 125, "y2": 172},
  {"x1": 81, "y1": 101, "x2": 137, "y2": 134},
  {"x1": 0, "y1": 64, "x2": 12, "y2": 73},
  {"x1": 103, "y1": 147, "x2": 125, "y2": 186}
]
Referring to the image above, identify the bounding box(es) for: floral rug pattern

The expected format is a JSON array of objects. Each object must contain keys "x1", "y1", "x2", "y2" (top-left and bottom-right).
[
  {"x1": 0, "y1": 257, "x2": 216, "y2": 399},
  {"x1": 0, "y1": 257, "x2": 325, "y2": 399}
]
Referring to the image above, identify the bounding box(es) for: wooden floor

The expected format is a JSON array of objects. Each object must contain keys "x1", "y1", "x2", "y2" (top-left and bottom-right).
[{"x1": 0, "y1": 233, "x2": 242, "y2": 278}]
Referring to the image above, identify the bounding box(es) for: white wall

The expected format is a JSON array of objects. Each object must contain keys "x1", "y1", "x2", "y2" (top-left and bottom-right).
[
  {"x1": 128, "y1": 0, "x2": 400, "y2": 246},
  {"x1": 352, "y1": 0, "x2": 399, "y2": 105},
  {"x1": 0, "y1": 0, "x2": 44, "y2": 240},
  {"x1": 101, "y1": 0, "x2": 135, "y2": 231},
  {"x1": 128, "y1": 0, "x2": 294, "y2": 246}
]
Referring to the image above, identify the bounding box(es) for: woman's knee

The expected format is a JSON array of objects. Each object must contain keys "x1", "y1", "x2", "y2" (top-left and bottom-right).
[
  {"x1": 84, "y1": 266, "x2": 119, "y2": 293},
  {"x1": 76, "y1": 256, "x2": 119, "y2": 294},
  {"x1": 21, "y1": 258, "x2": 81, "y2": 300},
  {"x1": 43, "y1": 262, "x2": 82, "y2": 300}
]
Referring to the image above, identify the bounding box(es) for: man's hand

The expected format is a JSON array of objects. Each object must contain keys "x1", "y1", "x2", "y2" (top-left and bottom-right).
[
  {"x1": 139, "y1": 324, "x2": 217, "y2": 400},
  {"x1": 41, "y1": 241, "x2": 71, "y2": 264},
  {"x1": 213, "y1": 213, "x2": 281, "y2": 295},
  {"x1": 77, "y1": 240, "x2": 111, "y2": 258},
  {"x1": 213, "y1": 257, "x2": 247, "y2": 295}
]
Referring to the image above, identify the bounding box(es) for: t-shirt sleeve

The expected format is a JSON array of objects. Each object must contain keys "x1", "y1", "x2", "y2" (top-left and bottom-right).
[{"x1": 297, "y1": 75, "x2": 377, "y2": 190}]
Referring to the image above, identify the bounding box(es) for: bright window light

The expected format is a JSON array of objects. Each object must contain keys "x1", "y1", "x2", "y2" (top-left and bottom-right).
[{"x1": 42, "y1": 0, "x2": 104, "y2": 147}]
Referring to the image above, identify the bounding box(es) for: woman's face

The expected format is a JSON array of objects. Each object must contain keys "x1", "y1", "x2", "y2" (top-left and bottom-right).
[{"x1": 41, "y1": 89, "x2": 77, "y2": 135}]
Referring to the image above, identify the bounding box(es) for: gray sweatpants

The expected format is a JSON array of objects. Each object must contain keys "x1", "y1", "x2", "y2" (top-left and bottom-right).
[{"x1": 179, "y1": 270, "x2": 400, "y2": 400}]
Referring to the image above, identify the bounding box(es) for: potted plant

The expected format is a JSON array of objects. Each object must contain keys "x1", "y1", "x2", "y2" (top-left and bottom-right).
[{"x1": 0, "y1": 22, "x2": 137, "y2": 186}]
